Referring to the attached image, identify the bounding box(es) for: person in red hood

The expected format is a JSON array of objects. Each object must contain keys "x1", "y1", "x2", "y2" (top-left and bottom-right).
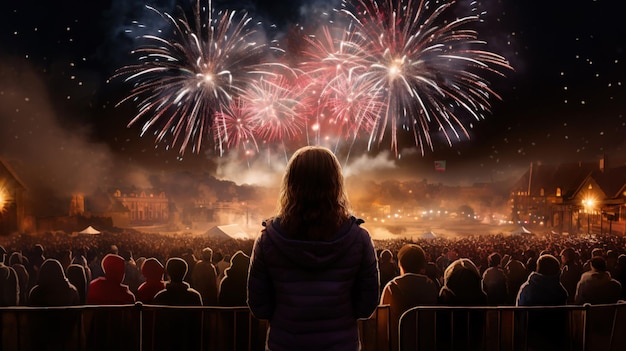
[
  {"x1": 86, "y1": 253, "x2": 135, "y2": 305},
  {"x1": 136, "y1": 258, "x2": 166, "y2": 304}
]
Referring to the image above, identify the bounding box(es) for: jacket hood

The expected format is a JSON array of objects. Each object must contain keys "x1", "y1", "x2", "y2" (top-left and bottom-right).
[
  {"x1": 37, "y1": 259, "x2": 70, "y2": 287},
  {"x1": 527, "y1": 271, "x2": 568, "y2": 299},
  {"x1": 142, "y1": 258, "x2": 164, "y2": 283},
  {"x1": 224, "y1": 251, "x2": 250, "y2": 279},
  {"x1": 263, "y1": 217, "x2": 365, "y2": 269},
  {"x1": 528, "y1": 271, "x2": 561, "y2": 285},
  {"x1": 102, "y1": 254, "x2": 126, "y2": 284}
]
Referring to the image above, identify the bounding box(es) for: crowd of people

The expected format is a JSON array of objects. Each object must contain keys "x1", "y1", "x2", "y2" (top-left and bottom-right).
[
  {"x1": 3, "y1": 146, "x2": 624, "y2": 351},
  {"x1": 376, "y1": 235, "x2": 625, "y2": 350},
  {"x1": 0, "y1": 229, "x2": 256, "y2": 308},
  {"x1": 0, "y1": 222, "x2": 625, "y2": 350},
  {"x1": 0, "y1": 228, "x2": 624, "y2": 309}
]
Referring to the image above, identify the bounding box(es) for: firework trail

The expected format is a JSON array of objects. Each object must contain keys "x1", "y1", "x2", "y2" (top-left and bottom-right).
[
  {"x1": 114, "y1": 0, "x2": 269, "y2": 155},
  {"x1": 303, "y1": 0, "x2": 512, "y2": 156}
]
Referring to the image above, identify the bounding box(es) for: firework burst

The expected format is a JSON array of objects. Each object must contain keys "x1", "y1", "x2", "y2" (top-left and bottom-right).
[
  {"x1": 117, "y1": 0, "x2": 511, "y2": 159},
  {"x1": 242, "y1": 75, "x2": 307, "y2": 143},
  {"x1": 327, "y1": 0, "x2": 512, "y2": 155},
  {"x1": 213, "y1": 98, "x2": 259, "y2": 155},
  {"x1": 299, "y1": 26, "x2": 379, "y2": 147},
  {"x1": 114, "y1": 0, "x2": 269, "y2": 154}
]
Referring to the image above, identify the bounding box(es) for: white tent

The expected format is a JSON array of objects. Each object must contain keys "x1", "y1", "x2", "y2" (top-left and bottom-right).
[
  {"x1": 421, "y1": 231, "x2": 437, "y2": 239},
  {"x1": 510, "y1": 226, "x2": 533, "y2": 236},
  {"x1": 205, "y1": 224, "x2": 250, "y2": 241},
  {"x1": 79, "y1": 226, "x2": 101, "y2": 235}
]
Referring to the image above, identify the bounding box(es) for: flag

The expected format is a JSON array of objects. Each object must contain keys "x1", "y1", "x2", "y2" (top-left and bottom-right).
[{"x1": 434, "y1": 160, "x2": 446, "y2": 172}]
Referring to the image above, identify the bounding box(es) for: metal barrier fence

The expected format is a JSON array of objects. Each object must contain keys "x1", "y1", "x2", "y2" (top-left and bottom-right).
[
  {"x1": 0, "y1": 304, "x2": 385, "y2": 351},
  {"x1": 399, "y1": 301, "x2": 626, "y2": 351},
  {"x1": 0, "y1": 302, "x2": 624, "y2": 351}
]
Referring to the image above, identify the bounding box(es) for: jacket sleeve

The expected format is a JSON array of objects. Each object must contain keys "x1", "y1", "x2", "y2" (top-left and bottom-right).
[
  {"x1": 352, "y1": 229, "x2": 380, "y2": 319},
  {"x1": 247, "y1": 234, "x2": 274, "y2": 320}
]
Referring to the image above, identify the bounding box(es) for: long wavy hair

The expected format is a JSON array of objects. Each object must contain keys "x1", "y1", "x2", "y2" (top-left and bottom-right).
[{"x1": 277, "y1": 146, "x2": 351, "y2": 241}]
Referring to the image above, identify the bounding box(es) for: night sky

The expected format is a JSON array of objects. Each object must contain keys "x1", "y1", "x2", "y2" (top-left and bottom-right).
[{"x1": 1, "y1": 0, "x2": 625, "y2": 193}]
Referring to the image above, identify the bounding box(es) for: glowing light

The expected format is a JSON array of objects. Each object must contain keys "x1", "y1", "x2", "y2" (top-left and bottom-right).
[
  {"x1": 0, "y1": 181, "x2": 12, "y2": 213},
  {"x1": 582, "y1": 197, "x2": 596, "y2": 210}
]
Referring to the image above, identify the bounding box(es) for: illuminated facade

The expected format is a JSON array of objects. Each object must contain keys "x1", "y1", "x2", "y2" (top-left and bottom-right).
[
  {"x1": 0, "y1": 159, "x2": 29, "y2": 234},
  {"x1": 511, "y1": 160, "x2": 626, "y2": 235},
  {"x1": 113, "y1": 189, "x2": 169, "y2": 224}
]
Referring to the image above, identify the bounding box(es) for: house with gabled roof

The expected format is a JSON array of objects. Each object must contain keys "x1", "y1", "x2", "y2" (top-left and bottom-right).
[
  {"x1": 511, "y1": 158, "x2": 626, "y2": 235},
  {"x1": 575, "y1": 165, "x2": 626, "y2": 235}
]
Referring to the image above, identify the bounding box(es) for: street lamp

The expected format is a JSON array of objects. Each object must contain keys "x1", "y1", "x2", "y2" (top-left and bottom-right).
[{"x1": 582, "y1": 198, "x2": 595, "y2": 234}]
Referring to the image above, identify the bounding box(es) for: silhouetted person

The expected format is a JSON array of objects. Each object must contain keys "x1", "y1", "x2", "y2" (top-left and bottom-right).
[
  {"x1": 29, "y1": 259, "x2": 80, "y2": 306},
  {"x1": 28, "y1": 259, "x2": 80, "y2": 351},
  {"x1": 378, "y1": 249, "x2": 398, "y2": 292},
  {"x1": 0, "y1": 246, "x2": 19, "y2": 306},
  {"x1": 575, "y1": 256, "x2": 622, "y2": 304},
  {"x1": 381, "y1": 244, "x2": 438, "y2": 351},
  {"x1": 504, "y1": 257, "x2": 528, "y2": 304},
  {"x1": 121, "y1": 250, "x2": 142, "y2": 295},
  {"x1": 136, "y1": 258, "x2": 165, "y2": 304},
  {"x1": 87, "y1": 253, "x2": 135, "y2": 305},
  {"x1": 191, "y1": 247, "x2": 219, "y2": 306},
  {"x1": 181, "y1": 248, "x2": 197, "y2": 284},
  {"x1": 517, "y1": 254, "x2": 569, "y2": 350},
  {"x1": 153, "y1": 258, "x2": 202, "y2": 306},
  {"x1": 66, "y1": 263, "x2": 88, "y2": 304},
  {"x1": 219, "y1": 250, "x2": 250, "y2": 306},
  {"x1": 8, "y1": 251, "x2": 28, "y2": 305},
  {"x1": 482, "y1": 252, "x2": 508, "y2": 305},
  {"x1": 438, "y1": 258, "x2": 487, "y2": 350},
  {"x1": 152, "y1": 258, "x2": 202, "y2": 351},
  {"x1": 248, "y1": 146, "x2": 379, "y2": 351},
  {"x1": 560, "y1": 247, "x2": 582, "y2": 304},
  {"x1": 27, "y1": 243, "x2": 45, "y2": 292}
]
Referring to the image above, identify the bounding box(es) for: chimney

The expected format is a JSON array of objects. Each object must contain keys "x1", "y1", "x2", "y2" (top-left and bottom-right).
[{"x1": 599, "y1": 154, "x2": 607, "y2": 172}]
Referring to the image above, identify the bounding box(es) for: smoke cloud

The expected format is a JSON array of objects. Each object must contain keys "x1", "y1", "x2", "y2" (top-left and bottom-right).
[
  {"x1": 343, "y1": 151, "x2": 397, "y2": 179},
  {"x1": 215, "y1": 151, "x2": 286, "y2": 188},
  {"x1": 0, "y1": 59, "x2": 115, "y2": 195}
]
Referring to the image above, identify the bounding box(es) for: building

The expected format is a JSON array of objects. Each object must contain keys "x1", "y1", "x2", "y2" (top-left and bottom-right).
[
  {"x1": 0, "y1": 159, "x2": 29, "y2": 234},
  {"x1": 112, "y1": 188, "x2": 169, "y2": 225},
  {"x1": 510, "y1": 159, "x2": 626, "y2": 235}
]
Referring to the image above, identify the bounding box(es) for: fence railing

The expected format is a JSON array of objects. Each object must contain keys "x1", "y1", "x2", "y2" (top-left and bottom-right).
[
  {"x1": 0, "y1": 302, "x2": 624, "y2": 351},
  {"x1": 399, "y1": 301, "x2": 626, "y2": 351},
  {"x1": 0, "y1": 304, "x2": 270, "y2": 351}
]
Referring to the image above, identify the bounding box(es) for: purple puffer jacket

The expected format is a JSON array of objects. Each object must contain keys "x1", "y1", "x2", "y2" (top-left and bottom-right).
[{"x1": 247, "y1": 217, "x2": 379, "y2": 351}]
